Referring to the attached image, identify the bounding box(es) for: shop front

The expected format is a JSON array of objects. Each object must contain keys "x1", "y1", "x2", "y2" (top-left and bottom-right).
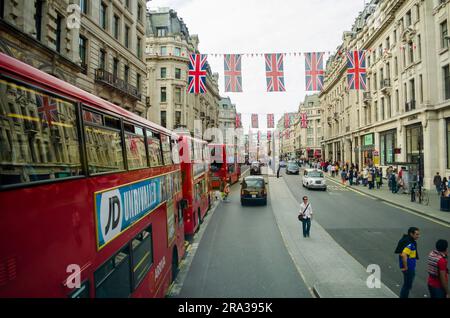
[
  {"x1": 380, "y1": 129, "x2": 397, "y2": 166},
  {"x1": 361, "y1": 133, "x2": 375, "y2": 167}
]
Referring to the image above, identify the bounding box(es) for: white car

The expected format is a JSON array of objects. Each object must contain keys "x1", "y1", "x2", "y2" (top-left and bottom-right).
[{"x1": 302, "y1": 169, "x2": 327, "y2": 190}]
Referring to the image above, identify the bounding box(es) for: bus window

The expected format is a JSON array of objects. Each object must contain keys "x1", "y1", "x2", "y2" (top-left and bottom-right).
[
  {"x1": 94, "y1": 246, "x2": 131, "y2": 298},
  {"x1": 84, "y1": 113, "x2": 124, "y2": 174},
  {"x1": 146, "y1": 130, "x2": 163, "y2": 167},
  {"x1": 161, "y1": 135, "x2": 173, "y2": 165},
  {"x1": 124, "y1": 123, "x2": 147, "y2": 170},
  {"x1": 0, "y1": 77, "x2": 82, "y2": 186},
  {"x1": 171, "y1": 136, "x2": 180, "y2": 164},
  {"x1": 131, "y1": 226, "x2": 153, "y2": 290},
  {"x1": 210, "y1": 162, "x2": 222, "y2": 172}
]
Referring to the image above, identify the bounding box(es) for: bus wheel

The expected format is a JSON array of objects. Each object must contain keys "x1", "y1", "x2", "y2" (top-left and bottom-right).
[
  {"x1": 171, "y1": 247, "x2": 179, "y2": 283},
  {"x1": 198, "y1": 208, "x2": 203, "y2": 224}
]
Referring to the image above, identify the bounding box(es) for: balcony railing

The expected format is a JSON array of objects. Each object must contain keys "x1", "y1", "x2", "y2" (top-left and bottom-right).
[
  {"x1": 95, "y1": 69, "x2": 142, "y2": 101},
  {"x1": 380, "y1": 79, "x2": 391, "y2": 94},
  {"x1": 405, "y1": 100, "x2": 416, "y2": 112}
]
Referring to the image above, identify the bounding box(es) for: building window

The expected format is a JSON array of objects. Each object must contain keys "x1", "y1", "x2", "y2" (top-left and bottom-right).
[
  {"x1": 374, "y1": 101, "x2": 378, "y2": 122},
  {"x1": 113, "y1": 15, "x2": 120, "y2": 40},
  {"x1": 80, "y1": 0, "x2": 88, "y2": 15},
  {"x1": 174, "y1": 47, "x2": 181, "y2": 56},
  {"x1": 99, "y1": 49, "x2": 106, "y2": 70},
  {"x1": 387, "y1": 95, "x2": 392, "y2": 118},
  {"x1": 79, "y1": 36, "x2": 87, "y2": 71},
  {"x1": 444, "y1": 65, "x2": 450, "y2": 100},
  {"x1": 137, "y1": 4, "x2": 143, "y2": 22},
  {"x1": 160, "y1": 87, "x2": 166, "y2": 102},
  {"x1": 417, "y1": 34, "x2": 421, "y2": 60},
  {"x1": 410, "y1": 79, "x2": 415, "y2": 108},
  {"x1": 157, "y1": 27, "x2": 168, "y2": 37},
  {"x1": 419, "y1": 74, "x2": 423, "y2": 104},
  {"x1": 136, "y1": 73, "x2": 141, "y2": 92},
  {"x1": 160, "y1": 46, "x2": 167, "y2": 56},
  {"x1": 125, "y1": 25, "x2": 130, "y2": 48},
  {"x1": 175, "y1": 87, "x2": 181, "y2": 103},
  {"x1": 125, "y1": 0, "x2": 130, "y2": 9},
  {"x1": 393, "y1": 29, "x2": 397, "y2": 44},
  {"x1": 175, "y1": 111, "x2": 181, "y2": 126},
  {"x1": 100, "y1": 2, "x2": 107, "y2": 30},
  {"x1": 175, "y1": 68, "x2": 181, "y2": 79},
  {"x1": 406, "y1": 124, "x2": 423, "y2": 165},
  {"x1": 447, "y1": 120, "x2": 450, "y2": 169},
  {"x1": 160, "y1": 67, "x2": 166, "y2": 79},
  {"x1": 380, "y1": 130, "x2": 397, "y2": 165},
  {"x1": 161, "y1": 111, "x2": 167, "y2": 128},
  {"x1": 35, "y1": 0, "x2": 43, "y2": 41},
  {"x1": 396, "y1": 89, "x2": 399, "y2": 114},
  {"x1": 406, "y1": 10, "x2": 411, "y2": 27},
  {"x1": 386, "y1": 37, "x2": 390, "y2": 50},
  {"x1": 113, "y1": 58, "x2": 119, "y2": 78},
  {"x1": 137, "y1": 37, "x2": 142, "y2": 59},
  {"x1": 441, "y1": 20, "x2": 448, "y2": 49},
  {"x1": 408, "y1": 41, "x2": 414, "y2": 64},
  {"x1": 55, "y1": 14, "x2": 63, "y2": 53},
  {"x1": 124, "y1": 65, "x2": 129, "y2": 84},
  {"x1": 381, "y1": 98, "x2": 385, "y2": 121}
]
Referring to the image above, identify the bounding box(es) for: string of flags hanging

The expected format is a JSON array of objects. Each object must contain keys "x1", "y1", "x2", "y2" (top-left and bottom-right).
[
  {"x1": 235, "y1": 112, "x2": 309, "y2": 130},
  {"x1": 187, "y1": 44, "x2": 419, "y2": 95}
]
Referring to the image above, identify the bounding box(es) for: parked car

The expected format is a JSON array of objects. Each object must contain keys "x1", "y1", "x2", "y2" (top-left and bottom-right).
[
  {"x1": 240, "y1": 176, "x2": 267, "y2": 205},
  {"x1": 250, "y1": 161, "x2": 261, "y2": 175},
  {"x1": 286, "y1": 161, "x2": 299, "y2": 175},
  {"x1": 302, "y1": 169, "x2": 327, "y2": 190}
]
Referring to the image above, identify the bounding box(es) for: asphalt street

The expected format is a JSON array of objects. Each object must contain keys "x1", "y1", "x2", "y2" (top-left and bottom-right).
[
  {"x1": 281, "y1": 167, "x2": 450, "y2": 298},
  {"x1": 177, "y1": 170, "x2": 312, "y2": 298}
]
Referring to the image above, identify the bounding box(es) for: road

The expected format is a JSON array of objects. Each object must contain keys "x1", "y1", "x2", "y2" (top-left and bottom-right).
[
  {"x1": 282, "y1": 167, "x2": 450, "y2": 298},
  {"x1": 176, "y1": 169, "x2": 311, "y2": 298}
]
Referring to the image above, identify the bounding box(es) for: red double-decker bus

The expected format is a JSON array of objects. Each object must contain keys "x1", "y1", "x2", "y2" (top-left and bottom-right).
[
  {"x1": 209, "y1": 143, "x2": 241, "y2": 191},
  {"x1": 178, "y1": 135, "x2": 210, "y2": 235},
  {"x1": 0, "y1": 53, "x2": 185, "y2": 298}
]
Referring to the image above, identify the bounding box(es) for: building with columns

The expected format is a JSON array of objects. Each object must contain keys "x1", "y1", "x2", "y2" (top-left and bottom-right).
[
  {"x1": 320, "y1": 0, "x2": 450, "y2": 189},
  {"x1": 145, "y1": 7, "x2": 220, "y2": 136}
]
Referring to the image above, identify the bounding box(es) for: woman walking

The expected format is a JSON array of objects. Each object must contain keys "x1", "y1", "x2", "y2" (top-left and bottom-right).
[{"x1": 299, "y1": 196, "x2": 313, "y2": 238}]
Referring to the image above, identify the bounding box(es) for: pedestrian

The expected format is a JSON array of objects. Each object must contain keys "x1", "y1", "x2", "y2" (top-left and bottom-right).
[
  {"x1": 427, "y1": 239, "x2": 448, "y2": 298},
  {"x1": 277, "y1": 164, "x2": 281, "y2": 178},
  {"x1": 363, "y1": 168, "x2": 368, "y2": 187},
  {"x1": 395, "y1": 227, "x2": 420, "y2": 298},
  {"x1": 391, "y1": 170, "x2": 398, "y2": 193},
  {"x1": 341, "y1": 169, "x2": 347, "y2": 185},
  {"x1": 222, "y1": 183, "x2": 230, "y2": 201},
  {"x1": 375, "y1": 168, "x2": 381, "y2": 189},
  {"x1": 299, "y1": 196, "x2": 313, "y2": 238},
  {"x1": 441, "y1": 177, "x2": 448, "y2": 194},
  {"x1": 368, "y1": 169, "x2": 374, "y2": 189},
  {"x1": 434, "y1": 172, "x2": 442, "y2": 194},
  {"x1": 349, "y1": 169, "x2": 354, "y2": 186}
]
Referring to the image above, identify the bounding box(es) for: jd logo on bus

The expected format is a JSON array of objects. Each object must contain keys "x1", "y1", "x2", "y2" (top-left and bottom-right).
[{"x1": 105, "y1": 196, "x2": 120, "y2": 235}]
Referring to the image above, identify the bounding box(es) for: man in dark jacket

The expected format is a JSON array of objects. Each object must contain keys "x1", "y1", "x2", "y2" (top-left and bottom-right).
[
  {"x1": 433, "y1": 172, "x2": 442, "y2": 194},
  {"x1": 395, "y1": 227, "x2": 420, "y2": 298}
]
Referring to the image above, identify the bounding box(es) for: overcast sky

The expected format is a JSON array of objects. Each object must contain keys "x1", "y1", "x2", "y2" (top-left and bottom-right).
[{"x1": 147, "y1": 0, "x2": 367, "y2": 131}]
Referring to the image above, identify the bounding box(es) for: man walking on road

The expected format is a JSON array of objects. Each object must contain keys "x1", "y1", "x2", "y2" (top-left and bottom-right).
[
  {"x1": 434, "y1": 172, "x2": 442, "y2": 194},
  {"x1": 395, "y1": 227, "x2": 420, "y2": 298},
  {"x1": 427, "y1": 239, "x2": 448, "y2": 298},
  {"x1": 299, "y1": 196, "x2": 313, "y2": 238}
]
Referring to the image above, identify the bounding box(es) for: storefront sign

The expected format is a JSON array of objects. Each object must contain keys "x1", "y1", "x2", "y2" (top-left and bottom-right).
[{"x1": 364, "y1": 133, "x2": 374, "y2": 146}]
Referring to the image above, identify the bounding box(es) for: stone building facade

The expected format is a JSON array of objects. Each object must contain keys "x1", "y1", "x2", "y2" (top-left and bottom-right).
[
  {"x1": 295, "y1": 94, "x2": 323, "y2": 160},
  {"x1": 320, "y1": 0, "x2": 450, "y2": 189},
  {"x1": 145, "y1": 7, "x2": 220, "y2": 136},
  {"x1": 218, "y1": 96, "x2": 236, "y2": 144}
]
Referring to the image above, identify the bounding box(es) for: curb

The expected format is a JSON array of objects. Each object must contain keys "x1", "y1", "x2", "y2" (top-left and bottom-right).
[{"x1": 325, "y1": 175, "x2": 450, "y2": 226}]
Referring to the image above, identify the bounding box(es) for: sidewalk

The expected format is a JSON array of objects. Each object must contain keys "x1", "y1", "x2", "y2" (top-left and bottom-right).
[
  {"x1": 325, "y1": 174, "x2": 450, "y2": 225},
  {"x1": 268, "y1": 176, "x2": 397, "y2": 298}
]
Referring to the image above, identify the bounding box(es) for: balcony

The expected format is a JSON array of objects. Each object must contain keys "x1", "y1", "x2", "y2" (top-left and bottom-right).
[
  {"x1": 380, "y1": 79, "x2": 391, "y2": 94},
  {"x1": 363, "y1": 92, "x2": 371, "y2": 105},
  {"x1": 405, "y1": 100, "x2": 416, "y2": 112},
  {"x1": 95, "y1": 69, "x2": 142, "y2": 101}
]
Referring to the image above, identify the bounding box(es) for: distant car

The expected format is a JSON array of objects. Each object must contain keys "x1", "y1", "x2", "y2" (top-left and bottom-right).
[
  {"x1": 240, "y1": 176, "x2": 267, "y2": 205},
  {"x1": 279, "y1": 160, "x2": 287, "y2": 168},
  {"x1": 302, "y1": 169, "x2": 327, "y2": 190},
  {"x1": 250, "y1": 161, "x2": 261, "y2": 175},
  {"x1": 286, "y1": 162, "x2": 299, "y2": 175}
]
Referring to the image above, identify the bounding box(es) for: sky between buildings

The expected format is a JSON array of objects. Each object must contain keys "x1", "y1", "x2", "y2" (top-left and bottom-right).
[{"x1": 147, "y1": 0, "x2": 367, "y2": 131}]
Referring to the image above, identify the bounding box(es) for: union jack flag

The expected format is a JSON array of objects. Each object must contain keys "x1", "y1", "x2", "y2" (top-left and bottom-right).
[
  {"x1": 305, "y1": 52, "x2": 324, "y2": 91},
  {"x1": 267, "y1": 131, "x2": 272, "y2": 141},
  {"x1": 224, "y1": 54, "x2": 242, "y2": 92},
  {"x1": 284, "y1": 113, "x2": 290, "y2": 128},
  {"x1": 83, "y1": 110, "x2": 102, "y2": 125},
  {"x1": 235, "y1": 113, "x2": 242, "y2": 128},
  {"x1": 251, "y1": 114, "x2": 258, "y2": 128},
  {"x1": 300, "y1": 112, "x2": 308, "y2": 128},
  {"x1": 347, "y1": 50, "x2": 367, "y2": 90},
  {"x1": 265, "y1": 53, "x2": 286, "y2": 92},
  {"x1": 188, "y1": 54, "x2": 208, "y2": 94},
  {"x1": 36, "y1": 94, "x2": 58, "y2": 126},
  {"x1": 267, "y1": 114, "x2": 274, "y2": 129}
]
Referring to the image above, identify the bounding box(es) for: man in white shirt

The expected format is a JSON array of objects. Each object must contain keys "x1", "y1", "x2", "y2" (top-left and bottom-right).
[{"x1": 299, "y1": 196, "x2": 313, "y2": 238}]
